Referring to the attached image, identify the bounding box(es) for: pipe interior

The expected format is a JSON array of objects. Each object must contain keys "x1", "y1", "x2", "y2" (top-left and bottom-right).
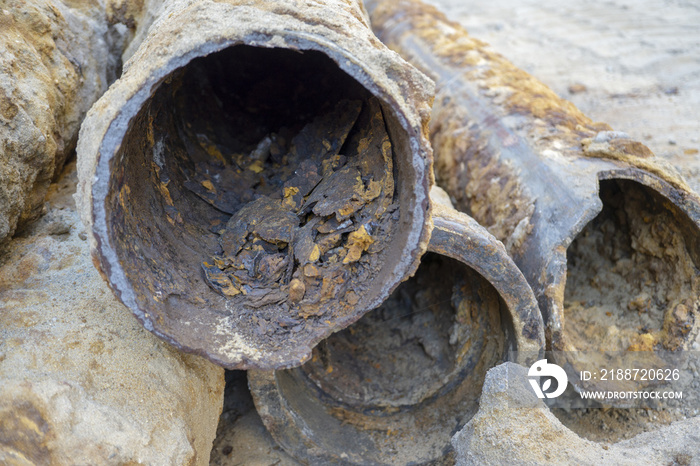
[
  {"x1": 558, "y1": 178, "x2": 700, "y2": 442},
  {"x1": 564, "y1": 179, "x2": 700, "y2": 353},
  {"x1": 273, "y1": 252, "x2": 507, "y2": 462},
  {"x1": 105, "y1": 45, "x2": 416, "y2": 356}
]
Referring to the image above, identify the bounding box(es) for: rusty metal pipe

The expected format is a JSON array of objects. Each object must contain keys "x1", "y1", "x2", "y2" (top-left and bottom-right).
[
  {"x1": 76, "y1": 0, "x2": 434, "y2": 370},
  {"x1": 248, "y1": 188, "x2": 544, "y2": 464},
  {"x1": 367, "y1": 0, "x2": 700, "y2": 363}
]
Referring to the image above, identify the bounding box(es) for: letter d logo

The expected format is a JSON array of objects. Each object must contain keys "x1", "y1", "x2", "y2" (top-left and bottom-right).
[{"x1": 528, "y1": 359, "x2": 568, "y2": 399}]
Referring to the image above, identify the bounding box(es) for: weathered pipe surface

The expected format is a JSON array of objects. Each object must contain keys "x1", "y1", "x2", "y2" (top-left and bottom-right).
[
  {"x1": 0, "y1": 0, "x2": 122, "y2": 244},
  {"x1": 247, "y1": 188, "x2": 544, "y2": 465},
  {"x1": 76, "y1": 0, "x2": 434, "y2": 370},
  {"x1": 453, "y1": 362, "x2": 700, "y2": 466},
  {"x1": 0, "y1": 162, "x2": 225, "y2": 465},
  {"x1": 104, "y1": 0, "x2": 168, "y2": 63},
  {"x1": 368, "y1": 0, "x2": 700, "y2": 364}
]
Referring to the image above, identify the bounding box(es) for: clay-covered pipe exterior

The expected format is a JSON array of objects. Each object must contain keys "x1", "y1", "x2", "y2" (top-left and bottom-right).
[
  {"x1": 0, "y1": 0, "x2": 122, "y2": 243},
  {"x1": 248, "y1": 188, "x2": 544, "y2": 465},
  {"x1": 77, "y1": 0, "x2": 434, "y2": 370},
  {"x1": 368, "y1": 0, "x2": 700, "y2": 357}
]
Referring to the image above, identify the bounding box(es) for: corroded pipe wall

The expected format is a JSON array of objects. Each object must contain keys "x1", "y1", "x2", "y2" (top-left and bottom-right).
[{"x1": 77, "y1": 0, "x2": 434, "y2": 370}]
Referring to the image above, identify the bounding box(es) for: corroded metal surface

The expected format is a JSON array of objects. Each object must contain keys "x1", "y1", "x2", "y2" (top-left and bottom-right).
[
  {"x1": 367, "y1": 0, "x2": 700, "y2": 364},
  {"x1": 76, "y1": 0, "x2": 434, "y2": 369},
  {"x1": 248, "y1": 189, "x2": 544, "y2": 465}
]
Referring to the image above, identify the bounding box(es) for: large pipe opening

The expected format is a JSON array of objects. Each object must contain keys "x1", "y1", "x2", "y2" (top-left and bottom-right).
[
  {"x1": 104, "y1": 45, "x2": 422, "y2": 367},
  {"x1": 252, "y1": 252, "x2": 509, "y2": 463}
]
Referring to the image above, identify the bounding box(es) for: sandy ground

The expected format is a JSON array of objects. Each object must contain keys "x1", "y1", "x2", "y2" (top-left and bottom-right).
[
  {"x1": 164, "y1": 0, "x2": 698, "y2": 463},
  {"x1": 431, "y1": 0, "x2": 700, "y2": 191}
]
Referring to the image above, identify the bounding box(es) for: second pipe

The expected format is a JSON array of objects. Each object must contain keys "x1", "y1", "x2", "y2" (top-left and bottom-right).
[{"x1": 368, "y1": 0, "x2": 700, "y2": 367}]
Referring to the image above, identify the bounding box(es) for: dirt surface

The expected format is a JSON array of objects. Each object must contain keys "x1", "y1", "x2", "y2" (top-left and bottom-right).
[
  {"x1": 551, "y1": 406, "x2": 686, "y2": 444},
  {"x1": 0, "y1": 161, "x2": 225, "y2": 465},
  {"x1": 211, "y1": 0, "x2": 700, "y2": 462}
]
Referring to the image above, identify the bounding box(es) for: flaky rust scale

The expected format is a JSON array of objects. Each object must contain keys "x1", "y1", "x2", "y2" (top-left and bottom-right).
[
  {"x1": 77, "y1": 0, "x2": 434, "y2": 370},
  {"x1": 367, "y1": 0, "x2": 700, "y2": 358}
]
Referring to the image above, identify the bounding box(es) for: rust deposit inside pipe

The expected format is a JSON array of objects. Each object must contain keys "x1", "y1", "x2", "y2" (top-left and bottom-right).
[{"x1": 107, "y1": 46, "x2": 408, "y2": 367}]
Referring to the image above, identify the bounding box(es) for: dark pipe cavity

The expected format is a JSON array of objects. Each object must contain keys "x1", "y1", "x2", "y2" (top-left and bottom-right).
[
  {"x1": 300, "y1": 252, "x2": 504, "y2": 411},
  {"x1": 106, "y1": 46, "x2": 409, "y2": 366}
]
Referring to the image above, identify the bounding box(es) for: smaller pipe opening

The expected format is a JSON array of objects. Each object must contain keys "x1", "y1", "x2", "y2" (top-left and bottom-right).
[
  {"x1": 299, "y1": 252, "x2": 505, "y2": 411},
  {"x1": 556, "y1": 178, "x2": 700, "y2": 442},
  {"x1": 564, "y1": 179, "x2": 699, "y2": 353}
]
